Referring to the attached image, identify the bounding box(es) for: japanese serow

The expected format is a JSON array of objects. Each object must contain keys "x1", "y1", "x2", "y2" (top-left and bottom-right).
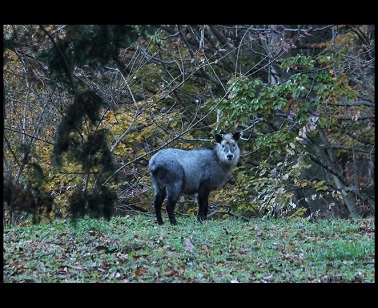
[{"x1": 149, "y1": 132, "x2": 241, "y2": 225}]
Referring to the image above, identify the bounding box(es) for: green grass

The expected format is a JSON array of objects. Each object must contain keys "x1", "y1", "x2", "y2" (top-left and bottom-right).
[{"x1": 3, "y1": 214, "x2": 374, "y2": 283}]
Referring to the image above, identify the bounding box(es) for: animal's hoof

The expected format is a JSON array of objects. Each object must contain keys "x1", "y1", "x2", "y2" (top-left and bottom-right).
[{"x1": 197, "y1": 216, "x2": 205, "y2": 223}]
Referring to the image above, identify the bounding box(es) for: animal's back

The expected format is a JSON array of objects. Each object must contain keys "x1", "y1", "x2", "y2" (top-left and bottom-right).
[{"x1": 149, "y1": 147, "x2": 228, "y2": 194}]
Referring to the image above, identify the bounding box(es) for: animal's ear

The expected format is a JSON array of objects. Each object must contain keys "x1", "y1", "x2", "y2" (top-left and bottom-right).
[
  {"x1": 233, "y1": 131, "x2": 241, "y2": 141},
  {"x1": 214, "y1": 133, "x2": 223, "y2": 143}
]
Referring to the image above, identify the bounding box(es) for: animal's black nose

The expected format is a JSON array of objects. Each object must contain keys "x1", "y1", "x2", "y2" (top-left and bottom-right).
[{"x1": 227, "y1": 154, "x2": 233, "y2": 160}]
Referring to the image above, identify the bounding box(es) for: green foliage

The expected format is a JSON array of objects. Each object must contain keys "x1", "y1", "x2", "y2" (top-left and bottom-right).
[
  {"x1": 281, "y1": 54, "x2": 316, "y2": 71},
  {"x1": 215, "y1": 51, "x2": 365, "y2": 218},
  {"x1": 219, "y1": 76, "x2": 263, "y2": 127}
]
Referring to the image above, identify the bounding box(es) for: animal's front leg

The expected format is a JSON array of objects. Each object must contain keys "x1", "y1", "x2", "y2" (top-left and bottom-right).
[{"x1": 197, "y1": 188, "x2": 210, "y2": 222}]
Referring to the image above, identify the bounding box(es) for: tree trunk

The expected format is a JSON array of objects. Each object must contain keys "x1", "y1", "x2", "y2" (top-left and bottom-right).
[
  {"x1": 309, "y1": 127, "x2": 362, "y2": 218},
  {"x1": 332, "y1": 175, "x2": 362, "y2": 218}
]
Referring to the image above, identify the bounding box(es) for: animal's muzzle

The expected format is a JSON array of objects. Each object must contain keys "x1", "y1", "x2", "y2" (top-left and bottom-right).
[{"x1": 227, "y1": 154, "x2": 234, "y2": 160}]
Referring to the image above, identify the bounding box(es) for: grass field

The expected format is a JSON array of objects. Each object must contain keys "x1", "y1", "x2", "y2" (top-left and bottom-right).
[{"x1": 3, "y1": 214, "x2": 375, "y2": 283}]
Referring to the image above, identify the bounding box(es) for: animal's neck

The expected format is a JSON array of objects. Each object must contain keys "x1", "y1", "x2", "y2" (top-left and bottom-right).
[{"x1": 219, "y1": 159, "x2": 237, "y2": 171}]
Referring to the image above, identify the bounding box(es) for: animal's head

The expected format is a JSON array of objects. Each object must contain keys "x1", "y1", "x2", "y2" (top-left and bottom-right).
[{"x1": 214, "y1": 132, "x2": 241, "y2": 163}]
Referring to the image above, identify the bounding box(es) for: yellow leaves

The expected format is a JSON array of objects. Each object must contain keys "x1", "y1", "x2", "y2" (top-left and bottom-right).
[
  {"x1": 309, "y1": 42, "x2": 327, "y2": 49},
  {"x1": 4, "y1": 49, "x2": 18, "y2": 63},
  {"x1": 114, "y1": 143, "x2": 133, "y2": 156},
  {"x1": 312, "y1": 180, "x2": 327, "y2": 191},
  {"x1": 103, "y1": 110, "x2": 117, "y2": 125}
]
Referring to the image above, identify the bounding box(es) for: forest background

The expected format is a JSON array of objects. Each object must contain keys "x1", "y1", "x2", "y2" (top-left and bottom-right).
[{"x1": 3, "y1": 25, "x2": 375, "y2": 225}]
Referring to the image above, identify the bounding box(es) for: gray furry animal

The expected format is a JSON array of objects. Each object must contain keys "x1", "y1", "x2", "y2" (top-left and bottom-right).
[{"x1": 149, "y1": 132, "x2": 241, "y2": 225}]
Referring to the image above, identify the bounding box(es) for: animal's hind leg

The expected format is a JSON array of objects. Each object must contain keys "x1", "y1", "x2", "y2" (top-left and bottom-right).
[
  {"x1": 166, "y1": 184, "x2": 182, "y2": 225},
  {"x1": 166, "y1": 195, "x2": 179, "y2": 225},
  {"x1": 154, "y1": 188, "x2": 166, "y2": 225}
]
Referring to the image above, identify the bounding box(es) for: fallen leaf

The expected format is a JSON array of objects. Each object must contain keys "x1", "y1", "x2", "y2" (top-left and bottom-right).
[
  {"x1": 164, "y1": 270, "x2": 176, "y2": 277},
  {"x1": 201, "y1": 245, "x2": 210, "y2": 252}
]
